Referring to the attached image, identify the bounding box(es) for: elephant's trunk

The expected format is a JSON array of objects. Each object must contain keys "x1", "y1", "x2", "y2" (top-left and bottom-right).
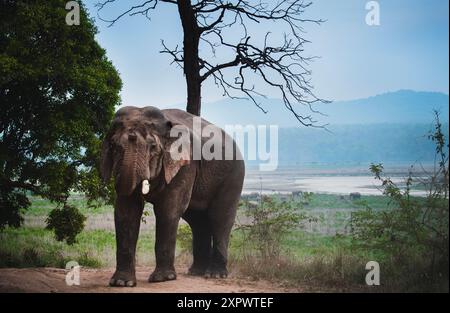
[
  {"x1": 114, "y1": 135, "x2": 152, "y2": 196},
  {"x1": 115, "y1": 147, "x2": 140, "y2": 196}
]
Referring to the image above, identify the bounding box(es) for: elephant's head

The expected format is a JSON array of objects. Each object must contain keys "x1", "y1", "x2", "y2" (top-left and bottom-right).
[{"x1": 100, "y1": 106, "x2": 191, "y2": 196}]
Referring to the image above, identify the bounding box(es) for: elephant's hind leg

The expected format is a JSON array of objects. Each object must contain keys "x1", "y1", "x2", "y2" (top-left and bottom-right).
[
  {"x1": 205, "y1": 174, "x2": 243, "y2": 279},
  {"x1": 183, "y1": 209, "x2": 212, "y2": 276},
  {"x1": 110, "y1": 195, "x2": 144, "y2": 287}
]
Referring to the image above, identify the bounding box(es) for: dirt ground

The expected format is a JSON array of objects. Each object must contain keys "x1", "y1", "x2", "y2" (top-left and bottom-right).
[{"x1": 0, "y1": 267, "x2": 303, "y2": 293}]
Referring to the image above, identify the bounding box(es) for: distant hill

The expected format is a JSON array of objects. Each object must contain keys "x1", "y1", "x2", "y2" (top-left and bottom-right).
[
  {"x1": 247, "y1": 123, "x2": 449, "y2": 167},
  {"x1": 155, "y1": 90, "x2": 449, "y2": 167},
  {"x1": 199, "y1": 90, "x2": 449, "y2": 127}
]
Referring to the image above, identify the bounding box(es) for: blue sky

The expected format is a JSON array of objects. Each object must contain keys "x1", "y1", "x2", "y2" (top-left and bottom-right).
[{"x1": 83, "y1": 0, "x2": 449, "y2": 108}]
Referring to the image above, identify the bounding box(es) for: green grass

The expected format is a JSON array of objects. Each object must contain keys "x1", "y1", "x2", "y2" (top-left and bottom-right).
[
  {"x1": 228, "y1": 229, "x2": 369, "y2": 290},
  {"x1": 303, "y1": 193, "x2": 392, "y2": 210},
  {"x1": 12, "y1": 193, "x2": 388, "y2": 272},
  {"x1": 2, "y1": 223, "x2": 447, "y2": 292},
  {"x1": 230, "y1": 229, "x2": 362, "y2": 264},
  {"x1": 26, "y1": 195, "x2": 113, "y2": 216},
  {"x1": 0, "y1": 227, "x2": 156, "y2": 269},
  {"x1": 229, "y1": 229, "x2": 448, "y2": 292},
  {"x1": 25, "y1": 193, "x2": 396, "y2": 217}
]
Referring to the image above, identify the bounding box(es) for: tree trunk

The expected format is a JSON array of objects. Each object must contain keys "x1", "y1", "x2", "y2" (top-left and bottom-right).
[
  {"x1": 186, "y1": 74, "x2": 201, "y2": 116},
  {"x1": 177, "y1": 0, "x2": 201, "y2": 116}
]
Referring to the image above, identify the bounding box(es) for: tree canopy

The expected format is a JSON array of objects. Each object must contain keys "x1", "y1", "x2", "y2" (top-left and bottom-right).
[{"x1": 0, "y1": 0, "x2": 122, "y2": 231}]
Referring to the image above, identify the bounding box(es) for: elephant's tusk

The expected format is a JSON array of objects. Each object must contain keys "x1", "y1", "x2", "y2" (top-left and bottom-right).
[{"x1": 142, "y1": 180, "x2": 150, "y2": 195}]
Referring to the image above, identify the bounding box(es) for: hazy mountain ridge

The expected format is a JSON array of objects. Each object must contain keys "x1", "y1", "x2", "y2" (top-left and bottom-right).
[
  {"x1": 161, "y1": 90, "x2": 449, "y2": 166},
  {"x1": 201, "y1": 90, "x2": 449, "y2": 127},
  {"x1": 244, "y1": 123, "x2": 449, "y2": 167}
]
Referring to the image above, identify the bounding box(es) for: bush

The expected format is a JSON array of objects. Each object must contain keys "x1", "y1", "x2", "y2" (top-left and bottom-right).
[
  {"x1": 46, "y1": 204, "x2": 86, "y2": 245},
  {"x1": 351, "y1": 112, "x2": 449, "y2": 291},
  {"x1": 237, "y1": 196, "x2": 313, "y2": 259}
]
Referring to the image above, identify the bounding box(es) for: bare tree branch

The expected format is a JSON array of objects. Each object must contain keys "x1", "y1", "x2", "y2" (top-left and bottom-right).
[
  {"x1": 96, "y1": 0, "x2": 177, "y2": 27},
  {"x1": 160, "y1": 40, "x2": 184, "y2": 69},
  {"x1": 96, "y1": 0, "x2": 328, "y2": 126}
]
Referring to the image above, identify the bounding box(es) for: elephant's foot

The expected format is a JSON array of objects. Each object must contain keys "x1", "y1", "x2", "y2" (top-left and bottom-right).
[
  {"x1": 188, "y1": 264, "x2": 208, "y2": 276},
  {"x1": 148, "y1": 268, "x2": 177, "y2": 283},
  {"x1": 204, "y1": 266, "x2": 228, "y2": 279},
  {"x1": 109, "y1": 270, "x2": 136, "y2": 287}
]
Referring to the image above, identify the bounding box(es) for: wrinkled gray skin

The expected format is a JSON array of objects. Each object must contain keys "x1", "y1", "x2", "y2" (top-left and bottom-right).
[{"x1": 100, "y1": 106, "x2": 245, "y2": 287}]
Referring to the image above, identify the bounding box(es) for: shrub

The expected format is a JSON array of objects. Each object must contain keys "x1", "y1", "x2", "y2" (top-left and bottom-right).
[
  {"x1": 46, "y1": 204, "x2": 86, "y2": 245},
  {"x1": 237, "y1": 195, "x2": 313, "y2": 259},
  {"x1": 351, "y1": 112, "x2": 449, "y2": 290}
]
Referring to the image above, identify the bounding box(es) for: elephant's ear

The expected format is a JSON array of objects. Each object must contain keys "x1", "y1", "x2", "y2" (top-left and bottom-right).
[
  {"x1": 162, "y1": 123, "x2": 193, "y2": 184},
  {"x1": 100, "y1": 136, "x2": 113, "y2": 183}
]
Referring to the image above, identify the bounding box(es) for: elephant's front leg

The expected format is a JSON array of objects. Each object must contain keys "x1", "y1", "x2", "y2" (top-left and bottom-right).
[
  {"x1": 148, "y1": 166, "x2": 195, "y2": 283},
  {"x1": 110, "y1": 195, "x2": 143, "y2": 287},
  {"x1": 148, "y1": 213, "x2": 180, "y2": 282}
]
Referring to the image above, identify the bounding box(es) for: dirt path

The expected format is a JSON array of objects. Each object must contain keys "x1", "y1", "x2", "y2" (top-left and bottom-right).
[{"x1": 0, "y1": 267, "x2": 302, "y2": 293}]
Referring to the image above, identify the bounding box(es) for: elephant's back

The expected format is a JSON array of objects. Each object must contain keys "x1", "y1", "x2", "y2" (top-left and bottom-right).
[
  {"x1": 162, "y1": 109, "x2": 215, "y2": 130},
  {"x1": 161, "y1": 109, "x2": 243, "y2": 160}
]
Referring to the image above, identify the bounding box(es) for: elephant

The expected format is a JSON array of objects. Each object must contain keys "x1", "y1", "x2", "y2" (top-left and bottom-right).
[{"x1": 100, "y1": 106, "x2": 245, "y2": 287}]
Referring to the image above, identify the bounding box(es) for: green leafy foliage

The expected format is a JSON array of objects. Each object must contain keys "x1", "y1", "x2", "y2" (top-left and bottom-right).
[
  {"x1": 46, "y1": 204, "x2": 86, "y2": 245},
  {"x1": 0, "y1": 0, "x2": 121, "y2": 240},
  {"x1": 176, "y1": 224, "x2": 193, "y2": 253},
  {"x1": 0, "y1": 185, "x2": 30, "y2": 229},
  {"x1": 351, "y1": 112, "x2": 449, "y2": 285}
]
